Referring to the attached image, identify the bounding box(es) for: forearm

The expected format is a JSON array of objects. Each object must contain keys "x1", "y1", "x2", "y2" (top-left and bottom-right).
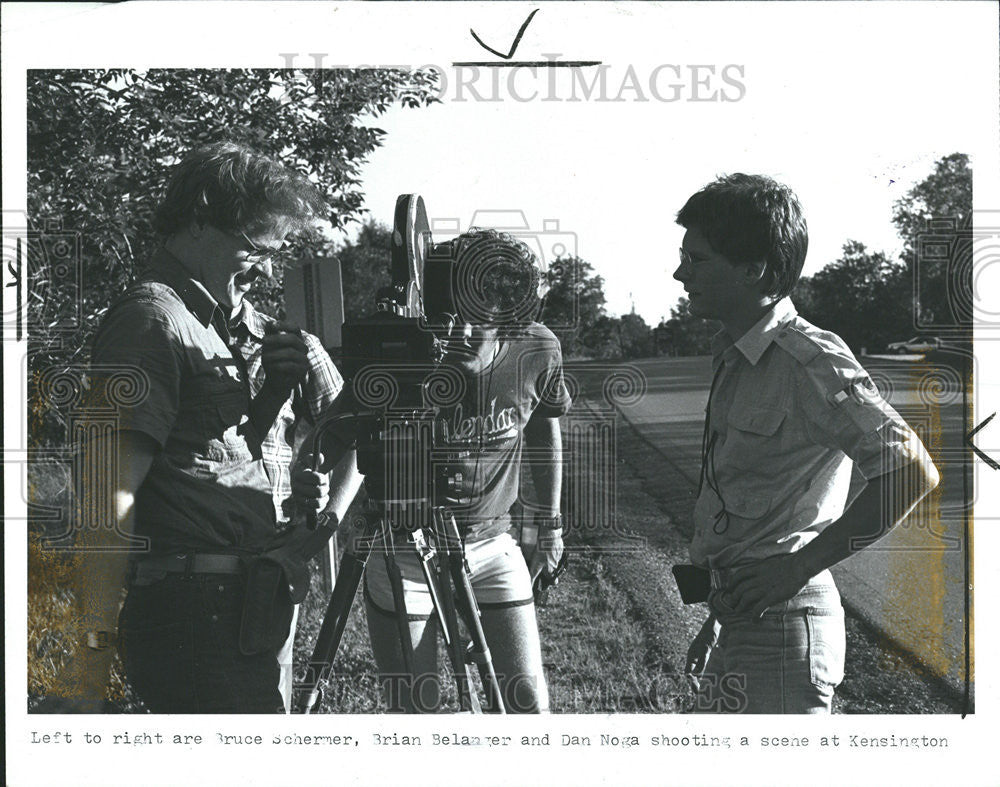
[
  {"x1": 249, "y1": 382, "x2": 288, "y2": 438},
  {"x1": 524, "y1": 416, "x2": 562, "y2": 516},
  {"x1": 54, "y1": 432, "x2": 155, "y2": 701},
  {"x1": 59, "y1": 526, "x2": 135, "y2": 700},
  {"x1": 795, "y1": 459, "x2": 940, "y2": 580},
  {"x1": 325, "y1": 449, "x2": 364, "y2": 522}
]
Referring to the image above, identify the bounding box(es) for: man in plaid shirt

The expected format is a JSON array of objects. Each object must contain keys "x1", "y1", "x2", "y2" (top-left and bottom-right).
[{"x1": 50, "y1": 142, "x2": 361, "y2": 714}]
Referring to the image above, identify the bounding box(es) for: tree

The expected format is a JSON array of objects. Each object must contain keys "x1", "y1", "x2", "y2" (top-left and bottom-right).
[
  {"x1": 617, "y1": 312, "x2": 654, "y2": 359},
  {"x1": 337, "y1": 220, "x2": 393, "y2": 321},
  {"x1": 25, "y1": 68, "x2": 440, "y2": 445},
  {"x1": 794, "y1": 241, "x2": 909, "y2": 352},
  {"x1": 891, "y1": 153, "x2": 972, "y2": 329},
  {"x1": 662, "y1": 297, "x2": 717, "y2": 356},
  {"x1": 540, "y1": 256, "x2": 610, "y2": 357}
]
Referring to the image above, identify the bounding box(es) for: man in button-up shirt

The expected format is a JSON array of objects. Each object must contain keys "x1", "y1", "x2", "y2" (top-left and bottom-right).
[
  {"x1": 51, "y1": 142, "x2": 362, "y2": 713},
  {"x1": 673, "y1": 174, "x2": 939, "y2": 713}
]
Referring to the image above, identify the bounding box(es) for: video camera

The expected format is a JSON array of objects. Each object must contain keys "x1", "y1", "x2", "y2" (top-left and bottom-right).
[{"x1": 338, "y1": 195, "x2": 548, "y2": 528}]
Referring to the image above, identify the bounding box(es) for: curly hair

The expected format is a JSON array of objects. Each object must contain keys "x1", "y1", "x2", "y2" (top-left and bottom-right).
[
  {"x1": 153, "y1": 141, "x2": 326, "y2": 237},
  {"x1": 426, "y1": 227, "x2": 546, "y2": 326},
  {"x1": 676, "y1": 173, "x2": 808, "y2": 298}
]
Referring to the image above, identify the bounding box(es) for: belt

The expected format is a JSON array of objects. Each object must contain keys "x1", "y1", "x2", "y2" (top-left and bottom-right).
[
  {"x1": 671, "y1": 563, "x2": 731, "y2": 604},
  {"x1": 133, "y1": 553, "x2": 244, "y2": 583},
  {"x1": 686, "y1": 564, "x2": 731, "y2": 589}
]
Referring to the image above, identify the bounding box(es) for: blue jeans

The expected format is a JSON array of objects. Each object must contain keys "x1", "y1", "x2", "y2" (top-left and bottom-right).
[
  {"x1": 118, "y1": 574, "x2": 286, "y2": 713},
  {"x1": 695, "y1": 574, "x2": 846, "y2": 714}
]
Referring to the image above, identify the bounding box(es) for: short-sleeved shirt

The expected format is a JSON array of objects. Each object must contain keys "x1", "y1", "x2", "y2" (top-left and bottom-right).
[
  {"x1": 690, "y1": 298, "x2": 932, "y2": 569},
  {"x1": 434, "y1": 322, "x2": 571, "y2": 542},
  {"x1": 90, "y1": 249, "x2": 342, "y2": 555}
]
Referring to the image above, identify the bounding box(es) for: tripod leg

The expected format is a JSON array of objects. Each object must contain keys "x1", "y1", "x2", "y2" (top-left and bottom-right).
[
  {"x1": 383, "y1": 529, "x2": 417, "y2": 677},
  {"x1": 297, "y1": 514, "x2": 379, "y2": 714},
  {"x1": 439, "y1": 514, "x2": 507, "y2": 714},
  {"x1": 433, "y1": 554, "x2": 482, "y2": 714},
  {"x1": 412, "y1": 529, "x2": 451, "y2": 646}
]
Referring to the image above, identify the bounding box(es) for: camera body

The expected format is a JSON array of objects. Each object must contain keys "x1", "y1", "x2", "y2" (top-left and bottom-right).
[
  {"x1": 339, "y1": 195, "x2": 552, "y2": 530},
  {"x1": 340, "y1": 309, "x2": 444, "y2": 531}
]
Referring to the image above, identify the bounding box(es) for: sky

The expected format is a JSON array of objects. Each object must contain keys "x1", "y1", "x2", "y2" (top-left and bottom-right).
[
  {"x1": 352, "y1": 100, "x2": 949, "y2": 325},
  {"x1": 323, "y1": 1, "x2": 994, "y2": 325}
]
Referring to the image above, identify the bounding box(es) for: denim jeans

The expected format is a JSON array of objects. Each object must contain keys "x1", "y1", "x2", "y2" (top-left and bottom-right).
[
  {"x1": 695, "y1": 573, "x2": 846, "y2": 714},
  {"x1": 118, "y1": 574, "x2": 286, "y2": 714}
]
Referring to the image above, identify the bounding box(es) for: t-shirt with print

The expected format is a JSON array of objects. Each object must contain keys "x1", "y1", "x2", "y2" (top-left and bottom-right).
[{"x1": 434, "y1": 322, "x2": 571, "y2": 542}]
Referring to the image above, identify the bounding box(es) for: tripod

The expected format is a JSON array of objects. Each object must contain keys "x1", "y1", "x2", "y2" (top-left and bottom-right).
[{"x1": 295, "y1": 505, "x2": 505, "y2": 714}]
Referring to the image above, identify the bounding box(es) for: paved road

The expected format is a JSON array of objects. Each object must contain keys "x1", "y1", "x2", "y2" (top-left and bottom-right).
[{"x1": 571, "y1": 354, "x2": 971, "y2": 692}]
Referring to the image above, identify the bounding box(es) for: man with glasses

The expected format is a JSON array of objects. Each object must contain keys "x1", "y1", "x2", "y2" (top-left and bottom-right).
[
  {"x1": 673, "y1": 174, "x2": 939, "y2": 713},
  {"x1": 52, "y1": 141, "x2": 360, "y2": 713}
]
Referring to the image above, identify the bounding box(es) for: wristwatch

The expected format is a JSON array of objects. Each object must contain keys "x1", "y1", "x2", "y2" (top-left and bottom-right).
[
  {"x1": 534, "y1": 513, "x2": 563, "y2": 530},
  {"x1": 84, "y1": 630, "x2": 115, "y2": 651}
]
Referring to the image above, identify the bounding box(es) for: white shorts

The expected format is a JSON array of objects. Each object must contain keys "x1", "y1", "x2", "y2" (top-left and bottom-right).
[{"x1": 364, "y1": 531, "x2": 534, "y2": 619}]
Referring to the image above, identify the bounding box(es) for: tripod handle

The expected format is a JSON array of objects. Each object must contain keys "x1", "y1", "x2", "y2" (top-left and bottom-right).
[{"x1": 303, "y1": 413, "x2": 363, "y2": 530}]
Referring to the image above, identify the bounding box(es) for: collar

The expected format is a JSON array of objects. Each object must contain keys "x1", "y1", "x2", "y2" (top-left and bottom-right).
[
  {"x1": 229, "y1": 300, "x2": 267, "y2": 340},
  {"x1": 148, "y1": 248, "x2": 224, "y2": 329},
  {"x1": 711, "y1": 297, "x2": 797, "y2": 367},
  {"x1": 148, "y1": 248, "x2": 264, "y2": 339}
]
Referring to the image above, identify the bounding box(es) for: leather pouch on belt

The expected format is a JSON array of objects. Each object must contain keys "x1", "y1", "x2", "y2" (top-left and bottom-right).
[{"x1": 239, "y1": 556, "x2": 297, "y2": 656}]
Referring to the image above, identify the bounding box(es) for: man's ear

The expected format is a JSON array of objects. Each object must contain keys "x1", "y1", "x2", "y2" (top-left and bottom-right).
[
  {"x1": 187, "y1": 221, "x2": 207, "y2": 240},
  {"x1": 743, "y1": 259, "x2": 768, "y2": 288}
]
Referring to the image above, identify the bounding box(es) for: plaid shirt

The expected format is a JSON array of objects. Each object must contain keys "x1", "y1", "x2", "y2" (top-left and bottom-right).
[{"x1": 228, "y1": 301, "x2": 344, "y2": 529}]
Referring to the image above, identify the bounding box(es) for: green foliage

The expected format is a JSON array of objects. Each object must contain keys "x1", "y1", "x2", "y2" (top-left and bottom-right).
[
  {"x1": 795, "y1": 241, "x2": 909, "y2": 352},
  {"x1": 25, "y1": 68, "x2": 439, "y2": 446},
  {"x1": 617, "y1": 312, "x2": 655, "y2": 359},
  {"x1": 892, "y1": 153, "x2": 972, "y2": 329},
  {"x1": 659, "y1": 298, "x2": 718, "y2": 356},
  {"x1": 337, "y1": 220, "x2": 393, "y2": 321},
  {"x1": 540, "y1": 256, "x2": 609, "y2": 357},
  {"x1": 893, "y1": 153, "x2": 972, "y2": 256},
  {"x1": 537, "y1": 256, "x2": 662, "y2": 359}
]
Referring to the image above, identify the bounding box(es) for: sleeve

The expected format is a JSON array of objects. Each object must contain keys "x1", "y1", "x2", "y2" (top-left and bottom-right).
[
  {"x1": 300, "y1": 330, "x2": 344, "y2": 425},
  {"x1": 798, "y1": 347, "x2": 932, "y2": 481},
  {"x1": 531, "y1": 327, "x2": 572, "y2": 418},
  {"x1": 89, "y1": 297, "x2": 182, "y2": 448}
]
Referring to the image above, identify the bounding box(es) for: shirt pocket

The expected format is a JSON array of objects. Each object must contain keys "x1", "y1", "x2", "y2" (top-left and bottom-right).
[
  {"x1": 178, "y1": 381, "x2": 254, "y2": 467},
  {"x1": 725, "y1": 490, "x2": 773, "y2": 521},
  {"x1": 724, "y1": 406, "x2": 787, "y2": 471}
]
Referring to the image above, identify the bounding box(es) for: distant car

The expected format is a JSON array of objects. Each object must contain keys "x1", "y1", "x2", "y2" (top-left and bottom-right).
[{"x1": 886, "y1": 335, "x2": 944, "y2": 354}]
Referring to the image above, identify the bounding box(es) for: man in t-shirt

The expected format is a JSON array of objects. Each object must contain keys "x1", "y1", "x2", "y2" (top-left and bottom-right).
[
  {"x1": 361, "y1": 227, "x2": 571, "y2": 713},
  {"x1": 674, "y1": 173, "x2": 940, "y2": 713},
  {"x1": 48, "y1": 142, "x2": 361, "y2": 713}
]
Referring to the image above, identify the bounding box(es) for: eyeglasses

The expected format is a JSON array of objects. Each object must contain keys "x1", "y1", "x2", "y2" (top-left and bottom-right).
[
  {"x1": 233, "y1": 229, "x2": 288, "y2": 266},
  {"x1": 678, "y1": 247, "x2": 694, "y2": 267}
]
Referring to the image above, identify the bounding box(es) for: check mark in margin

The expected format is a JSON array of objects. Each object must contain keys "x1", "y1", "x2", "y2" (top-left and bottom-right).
[{"x1": 470, "y1": 9, "x2": 539, "y2": 61}]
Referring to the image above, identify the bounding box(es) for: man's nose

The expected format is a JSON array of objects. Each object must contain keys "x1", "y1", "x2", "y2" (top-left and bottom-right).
[
  {"x1": 252, "y1": 258, "x2": 273, "y2": 281},
  {"x1": 672, "y1": 262, "x2": 688, "y2": 283}
]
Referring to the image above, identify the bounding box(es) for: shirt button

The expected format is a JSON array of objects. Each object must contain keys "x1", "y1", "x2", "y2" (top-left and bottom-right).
[
  {"x1": 211, "y1": 614, "x2": 219, "y2": 622},
  {"x1": 218, "y1": 585, "x2": 225, "y2": 593}
]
